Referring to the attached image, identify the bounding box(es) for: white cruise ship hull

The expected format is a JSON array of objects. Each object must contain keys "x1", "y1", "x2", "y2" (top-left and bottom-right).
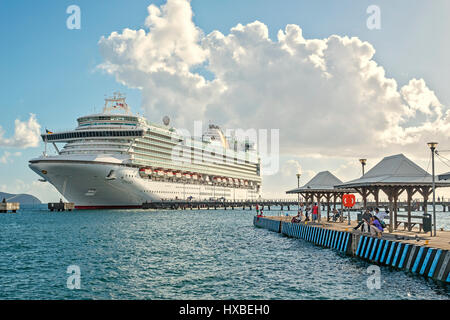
[{"x1": 29, "y1": 157, "x2": 260, "y2": 209}]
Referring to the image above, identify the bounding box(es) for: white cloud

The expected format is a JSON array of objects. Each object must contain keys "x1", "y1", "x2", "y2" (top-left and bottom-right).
[
  {"x1": 0, "y1": 114, "x2": 41, "y2": 148},
  {"x1": 0, "y1": 151, "x2": 22, "y2": 164},
  {"x1": 98, "y1": 0, "x2": 449, "y2": 173},
  {"x1": 401, "y1": 78, "x2": 442, "y2": 117},
  {"x1": 281, "y1": 159, "x2": 302, "y2": 177}
]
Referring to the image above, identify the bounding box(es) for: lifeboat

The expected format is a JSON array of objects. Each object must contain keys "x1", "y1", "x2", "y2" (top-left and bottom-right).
[
  {"x1": 166, "y1": 171, "x2": 174, "y2": 177},
  {"x1": 175, "y1": 172, "x2": 182, "y2": 178},
  {"x1": 139, "y1": 167, "x2": 152, "y2": 177},
  {"x1": 192, "y1": 174, "x2": 198, "y2": 180},
  {"x1": 184, "y1": 173, "x2": 191, "y2": 179}
]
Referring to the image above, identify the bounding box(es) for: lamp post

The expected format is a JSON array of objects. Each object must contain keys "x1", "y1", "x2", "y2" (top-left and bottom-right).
[
  {"x1": 296, "y1": 173, "x2": 301, "y2": 208},
  {"x1": 359, "y1": 159, "x2": 367, "y2": 176},
  {"x1": 427, "y1": 142, "x2": 438, "y2": 237}
]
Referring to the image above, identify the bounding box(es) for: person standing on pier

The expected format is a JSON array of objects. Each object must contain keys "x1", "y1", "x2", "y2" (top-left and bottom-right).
[
  {"x1": 299, "y1": 202, "x2": 305, "y2": 215},
  {"x1": 304, "y1": 206, "x2": 310, "y2": 221},
  {"x1": 312, "y1": 203, "x2": 319, "y2": 222},
  {"x1": 374, "y1": 208, "x2": 386, "y2": 221}
]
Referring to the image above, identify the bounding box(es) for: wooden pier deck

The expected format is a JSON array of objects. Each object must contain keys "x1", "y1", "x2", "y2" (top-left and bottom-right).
[
  {"x1": 254, "y1": 215, "x2": 450, "y2": 283},
  {"x1": 267, "y1": 215, "x2": 450, "y2": 251}
]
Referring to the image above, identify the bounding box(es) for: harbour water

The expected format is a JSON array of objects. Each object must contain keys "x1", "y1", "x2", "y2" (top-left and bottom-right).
[{"x1": 1, "y1": 205, "x2": 449, "y2": 299}]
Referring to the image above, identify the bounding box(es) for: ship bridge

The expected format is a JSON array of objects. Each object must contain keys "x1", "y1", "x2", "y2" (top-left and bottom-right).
[{"x1": 41, "y1": 129, "x2": 144, "y2": 142}]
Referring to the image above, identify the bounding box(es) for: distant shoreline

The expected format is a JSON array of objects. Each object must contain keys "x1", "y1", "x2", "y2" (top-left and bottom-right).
[{"x1": 0, "y1": 192, "x2": 41, "y2": 205}]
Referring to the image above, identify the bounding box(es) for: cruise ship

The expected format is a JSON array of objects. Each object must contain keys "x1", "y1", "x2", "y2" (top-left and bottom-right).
[{"x1": 29, "y1": 94, "x2": 262, "y2": 208}]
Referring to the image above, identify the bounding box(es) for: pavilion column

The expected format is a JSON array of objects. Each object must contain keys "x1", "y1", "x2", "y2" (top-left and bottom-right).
[
  {"x1": 355, "y1": 187, "x2": 370, "y2": 210},
  {"x1": 362, "y1": 187, "x2": 367, "y2": 209},
  {"x1": 417, "y1": 186, "x2": 431, "y2": 215},
  {"x1": 326, "y1": 193, "x2": 331, "y2": 222},
  {"x1": 388, "y1": 191, "x2": 394, "y2": 233},
  {"x1": 405, "y1": 187, "x2": 417, "y2": 231},
  {"x1": 381, "y1": 187, "x2": 394, "y2": 233},
  {"x1": 406, "y1": 188, "x2": 412, "y2": 231},
  {"x1": 372, "y1": 187, "x2": 380, "y2": 208},
  {"x1": 317, "y1": 193, "x2": 322, "y2": 222},
  {"x1": 393, "y1": 190, "x2": 398, "y2": 229},
  {"x1": 300, "y1": 193, "x2": 306, "y2": 208},
  {"x1": 393, "y1": 187, "x2": 404, "y2": 230}
]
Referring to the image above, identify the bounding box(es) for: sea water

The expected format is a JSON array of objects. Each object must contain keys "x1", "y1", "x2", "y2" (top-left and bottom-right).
[{"x1": 0, "y1": 205, "x2": 449, "y2": 299}]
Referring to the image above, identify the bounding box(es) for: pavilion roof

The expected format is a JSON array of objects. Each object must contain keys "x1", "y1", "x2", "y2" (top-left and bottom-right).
[
  {"x1": 286, "y1": 171, "x2": 354, "y2": 194},
  {"x1": 438, "y1": 172, "x2": 450, "y2": 181},
  {"x1": 336, "y1": 154, "x2": 450, "y2": 188}
]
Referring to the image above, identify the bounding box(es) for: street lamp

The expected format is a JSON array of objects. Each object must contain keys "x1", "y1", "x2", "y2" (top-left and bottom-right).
[
  {"x1": 359, "y1": 159, "x2": 367, "y2": 176},
  {"x1": 427, "y1": 142, "x2": 438, "y2": 237},
  {"x1": 296, "y1": 173, "x2": 301, "y2": 207}
]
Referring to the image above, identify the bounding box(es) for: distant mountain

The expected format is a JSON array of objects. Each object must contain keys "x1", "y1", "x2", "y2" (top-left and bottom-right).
[{"x1": 0, "y1": 192, "x2": 42, "y2": 204}]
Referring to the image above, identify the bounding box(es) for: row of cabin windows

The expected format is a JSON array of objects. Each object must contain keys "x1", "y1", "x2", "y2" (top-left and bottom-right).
[
  {"x1": 44, "y1": 130, "x2": 143, "y2": 141},
  {"x1": 78, "y1": 116, "x2": 138, "y2": 122}
]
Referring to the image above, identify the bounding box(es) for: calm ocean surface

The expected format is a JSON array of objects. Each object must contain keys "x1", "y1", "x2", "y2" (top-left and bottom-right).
[{"x1": 1, "y1": 205, "x2": 449, "y2": 300}]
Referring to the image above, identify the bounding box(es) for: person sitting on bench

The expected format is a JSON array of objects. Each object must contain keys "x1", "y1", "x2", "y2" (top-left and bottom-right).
[
  {"x1": 332, "y1": 209, "x2": 340, "y2": 222},
  {"x1": 354, "y1": 209, "x2": 372, "y2": 233},
  {"x1": 291, "y1": 211, "x2": 302, "y2": 223},
  {"x1": 370, "y1": 217, "x2": 383, "y2": 238}
]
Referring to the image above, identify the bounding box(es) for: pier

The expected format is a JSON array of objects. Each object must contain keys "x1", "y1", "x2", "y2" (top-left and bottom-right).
[
  {"x1": 254, "y1": 215, "x2": 450, "y2": 284},
  {"x1": 48, "y1": 202, "x2": 75, "y2": 212},
  {"x1": 287, "y1": 154, "x2": 450, "y2": 236},
  {"x1": 0, "y1": 202, "x2": 20, "y2": 213},
  {"x1": 142, "y1": 199, "x2": 298, "y2": 211}
]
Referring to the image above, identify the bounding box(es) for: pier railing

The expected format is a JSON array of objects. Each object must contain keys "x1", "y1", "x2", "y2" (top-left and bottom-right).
[{"x1": 142, "y1": 199, "x2": 299, "y2": 210}]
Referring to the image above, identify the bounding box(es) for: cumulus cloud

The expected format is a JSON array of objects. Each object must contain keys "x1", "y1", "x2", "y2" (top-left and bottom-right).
[
  {"x1": 0, "y1": 151, "x2": 22, "y2": 164},
  {"x1": 98, "y1": 0, "x2": 448, "y2": 162},
  {"x1": 0, "y1": 114, "x2": 41, "y2": 148},
  {"x1": 281, "y1": 159, "x2": 302, "y2": 177}
]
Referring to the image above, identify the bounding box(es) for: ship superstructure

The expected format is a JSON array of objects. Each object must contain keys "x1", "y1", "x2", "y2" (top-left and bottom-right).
[{"x1": 29, "y1": 94, "x2": 262, "y2": 208}]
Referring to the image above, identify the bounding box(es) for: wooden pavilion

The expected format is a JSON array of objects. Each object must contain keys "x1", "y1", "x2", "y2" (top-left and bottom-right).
[
  {"x1": 336, "y1": 154, "x2": 450, "y2": 233},
  {"x1": 286, "y1": 171, "x2": 355, "y2": 222}
]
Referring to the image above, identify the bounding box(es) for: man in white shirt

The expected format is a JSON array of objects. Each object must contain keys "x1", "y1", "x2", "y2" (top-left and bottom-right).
[{"x1": 374, "y1": 208, "x2": 387, "y2": 221}]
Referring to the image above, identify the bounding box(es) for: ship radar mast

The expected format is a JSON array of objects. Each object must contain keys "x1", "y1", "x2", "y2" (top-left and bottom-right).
[{"x1": 103, "y1": 92, "x2": 131, "y2": 114}]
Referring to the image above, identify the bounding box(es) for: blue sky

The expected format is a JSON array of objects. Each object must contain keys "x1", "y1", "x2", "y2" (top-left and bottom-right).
[{"x1": 1, "y1": 0, "x2": 450, "y2": 201}]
